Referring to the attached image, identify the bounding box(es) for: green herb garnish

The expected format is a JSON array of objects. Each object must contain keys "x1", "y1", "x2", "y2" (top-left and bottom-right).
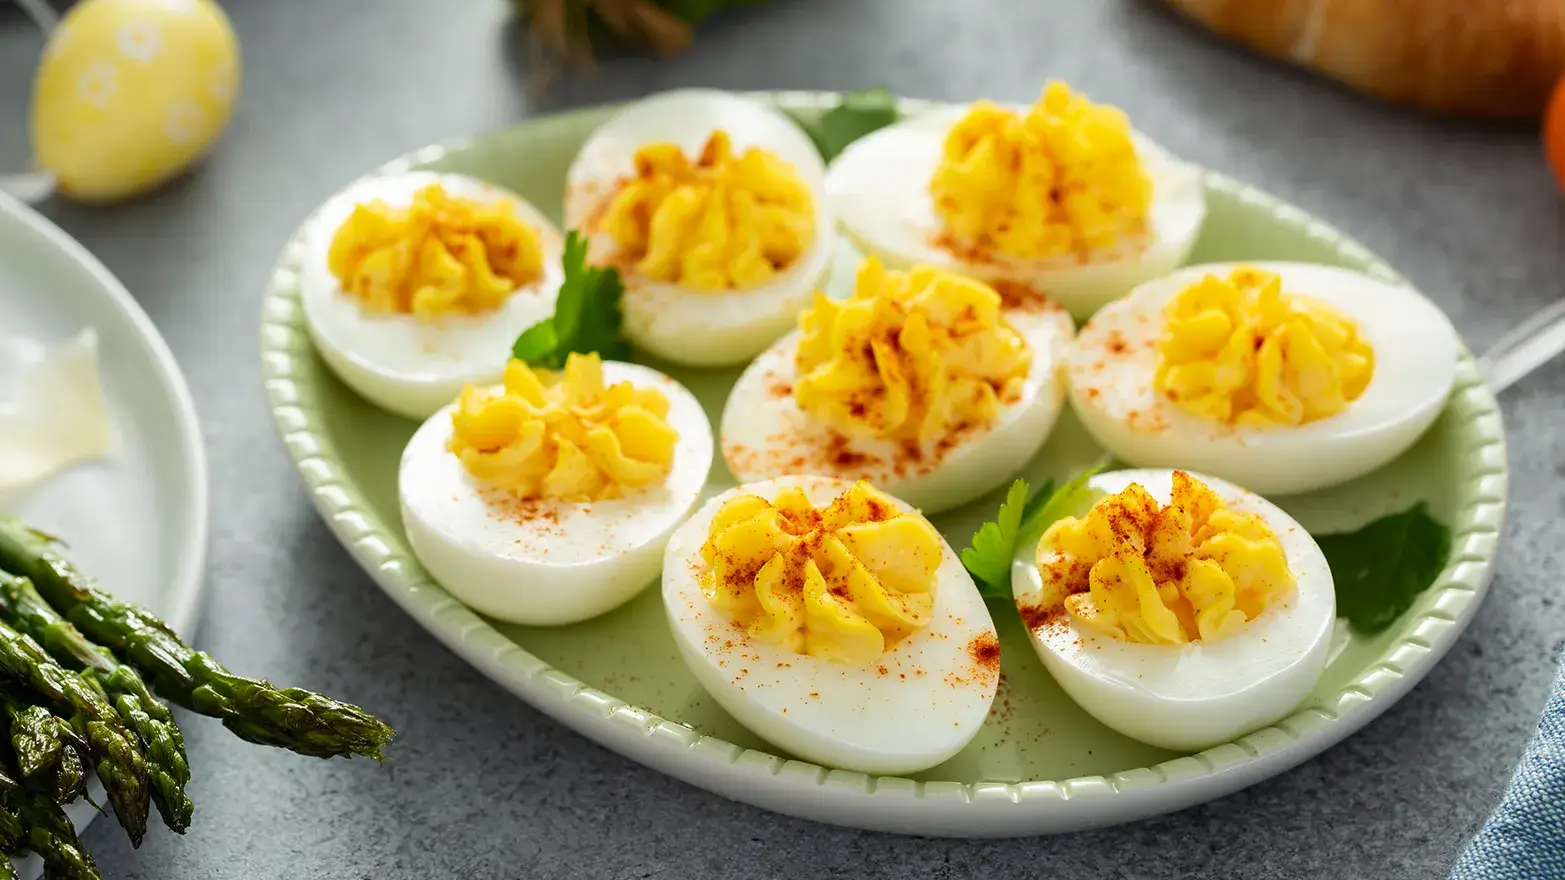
[
  {"x1": 1021, "y1": 460, "x2": 1109, "y2": 546},
  {"x1": 1317, "y1": 502, "x2": 1451, "y2": 634},
  {"x1": 787, "y1": 88, "x2": 901, "y2": 161},
  {"x1": 959, "y1": 479, "x2": 1030, "y2": 597},
  {"x1": 959, "y1": 459, "x2": 1111, "y2": 599},
  {"x1": 511, "y1": 230, "x2": 627, "y2": 368}
]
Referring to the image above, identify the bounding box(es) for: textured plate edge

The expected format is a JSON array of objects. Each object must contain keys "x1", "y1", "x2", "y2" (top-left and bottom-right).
[{"x1": 254, "y1": 93, "x2": 1508, "y2": 837}]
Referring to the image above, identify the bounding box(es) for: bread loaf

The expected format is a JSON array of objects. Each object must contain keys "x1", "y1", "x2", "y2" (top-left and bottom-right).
[{"x1": 1160, "y1": 0, "x2": 1565, "y2": 118}]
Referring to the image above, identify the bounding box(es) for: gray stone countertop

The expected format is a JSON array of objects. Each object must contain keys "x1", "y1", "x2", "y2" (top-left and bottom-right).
[{"x1": 2, "y1": 0, "x2": 1563, "y2": 876}]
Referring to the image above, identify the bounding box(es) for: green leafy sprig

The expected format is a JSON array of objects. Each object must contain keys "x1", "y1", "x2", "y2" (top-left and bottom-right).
[
  {"x1": 511, "y1": 230, "x2": 628, "y2": 368},
  {"x1": 1318, "y1": 503, "x2": 1451, "y2": 634},
  {"x1": 786, "y1": 88, "x2": 901, "y2": 161},
  {"x1": 959, "y1": 460, "x2": 1111, "y2": 599}
]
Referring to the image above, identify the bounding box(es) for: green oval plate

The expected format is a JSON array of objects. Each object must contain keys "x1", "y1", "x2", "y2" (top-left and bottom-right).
[{"x1": 259, "y1": 93, "x2": 1507, "y2": 838}]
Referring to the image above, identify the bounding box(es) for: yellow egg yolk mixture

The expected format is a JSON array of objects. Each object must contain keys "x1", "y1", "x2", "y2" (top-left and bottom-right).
[
  {"x1": 701, "y1": 481, "x2": 942, "y2": 666},
  {"x1": 793, "y1": 258, "x2": 1032, "y2": 452},
  {"x1": 1034, "y1": 471, "x2": 1294, "y2": 644},
  {"x1": 328, "y1": 184, "x2": 545, "y2": 320},
  {"x1": 448, "y1": 353, "x2": 677, "y2": 502},
  {"x1": 1154, "y1": 267, "x2": 1375, "y2": 427},
  {"x1": 597, "y1": 131, "x2": 816, "y2": 291},
  {"x1": 930, "y1": 81, "x2": 1153, "y2": 261}
]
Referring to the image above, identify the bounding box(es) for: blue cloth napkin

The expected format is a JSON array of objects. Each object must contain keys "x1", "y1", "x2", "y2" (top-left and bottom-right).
[{"x1": 1451, "y1": 659, "x2": 1565, "y2": 879}]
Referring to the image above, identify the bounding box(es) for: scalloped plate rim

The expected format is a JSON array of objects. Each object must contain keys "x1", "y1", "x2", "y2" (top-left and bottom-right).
[{"x1": 257, "y1": 92, "x2": 1507, "y2": 838}]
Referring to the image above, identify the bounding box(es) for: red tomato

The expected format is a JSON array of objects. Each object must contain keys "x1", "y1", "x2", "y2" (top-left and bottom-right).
[{"x1": 1547, "y1": 78, "x2": 1565, "y2": 191}]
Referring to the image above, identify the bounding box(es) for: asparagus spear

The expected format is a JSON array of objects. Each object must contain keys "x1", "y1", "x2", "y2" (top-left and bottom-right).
[
  {"x1": 0, "y1": 768, "x2": 97, "y2": 880},
  {"x1": 0, "y1": 687, "x2": 85, "y2": 805},
  {"x1": 0, "y1": 795, "x2": 21, "y2": 853},
  {"x1": 52, "y1": 739, "x2": 83, "y2": 801},
  {"x1": 0, "y1": 621, "x2": 148, "y2": 847},
  {"x1": 51, "y1": 746, "x2": 84, "y2": 812},
  {"x1": 0, "y1": 523, "x2": 393, "y2": 760},
  {"x1": 0, "y1": 573, "x2": 190, "y2": 830},
  {"x1": 2, "y1": 697, "x2": 59, "y2": 785},
  {"x1": 90, "y1": 681, "x2": 189, "y2": 832}
]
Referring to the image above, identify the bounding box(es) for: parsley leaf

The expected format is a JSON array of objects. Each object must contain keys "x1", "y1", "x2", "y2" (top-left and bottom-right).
[
  {"x1": 786, "y1": 88, "x2": 901, "y2": 161},
  {"x1": 960, "y1": 479, "x2": 1029, "y2": 597},
  {"x1": 511, "y1": 230, "x2": 628, "y2": 369},
  {"x1": 1019, "y1": 458, "x2": 1111, "y2": 543},
  {"x1": 960, "y1": 458, "x2": 1114, "y2": 599},
  {"x1": 1019, "y1": 478, "x2": 1056, "y2": 532},
  {"x1": 1316, "y1": 502, "x2": 1451, "y2": 634}
]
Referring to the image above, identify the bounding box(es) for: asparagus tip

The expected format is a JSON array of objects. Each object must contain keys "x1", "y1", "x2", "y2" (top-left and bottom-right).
[{"x1": 151, "y1": 786, "x2": 193, "y2": 834}]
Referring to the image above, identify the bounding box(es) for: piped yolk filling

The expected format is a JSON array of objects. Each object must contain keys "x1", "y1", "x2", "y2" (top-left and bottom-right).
[
  {"x1": 328, "y1": 183, "x2": 544, "y2": 320},
  {"x1": 597, "y1": 131, "x2": 816, "y2": 291},
  {"x1": 1154, "y1": 267, "x2": 1375, "y2": 427},
  {"x1": 793, "y1": 258, "x2": 1032, "y2": 451},
  {"x1": 448, "y1": 353, "x2": 677, "y2": 502},
  {"x1": 1034, "y1": 471, "x2": 1294, "y2": 644},
  {"x1": 930, "y1": 81, "x2": 1152, "y2": 261},
  {"x1": 701, "y1": 481, "x2": 941, "y2": 666}
]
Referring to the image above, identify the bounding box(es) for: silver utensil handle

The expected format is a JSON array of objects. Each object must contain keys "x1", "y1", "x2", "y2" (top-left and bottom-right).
[
  {"x1": 12, "y1": 0, "x2": 58, "y2": 31},
  {"x1": 2, "y1": 0, "x2": 56, "y2": 204},
  {"x1": 1477, "y1": 297, "x2": 1565, "y2": 394},
  {"x1": 0, "y1": 171, "x2": 56, "y2": 205}
]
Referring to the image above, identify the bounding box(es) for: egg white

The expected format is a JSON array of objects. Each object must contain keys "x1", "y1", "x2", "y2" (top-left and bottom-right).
[
  {"x1": 1010, "y1": 468, "x2": 1335, "y2": 752},
  {"x1": 663, "y1": 475, "x2": 999, "y2": 775},
  {"x1": 721, "y1": 303, "x2": 1074, "y2": 516},
  {"x1": 400, "y1": 361, "x2": 713, "y2": 625},
  {"x1": 1065, "y1": 261, "x2": 1461, "y2": 496},
  {"x1": 826, "y1": 102, "x2": 1207, "y2": 320},
  {"x1": 299, "y1": 171, "x2": 565, "y2": 420},
  {"x1": 564, "y1": 89, "x2": 834, "y2": 367}
]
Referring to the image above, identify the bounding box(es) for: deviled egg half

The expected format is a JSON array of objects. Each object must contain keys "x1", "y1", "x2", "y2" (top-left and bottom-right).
[
  {"x1": 1011, "y1": 468, "x2": 1334, "y2": 751},
  {"x1": 664, "y1": 476, "x2": 999, "y2": 775},
  {"x1": 1066, "y1": 262, "x2": 1461, "y2": 495},
  {"x1": 722, "y1": 257, "x2": 1073, "y2": 515},
  {"x1": 300, "y1": 171, "x2": 566, "y2": 419},
  {"x1": 828, "y1": 81, "x2": 1207, "y2": 319},
  {"x1": 564, "y1": 89, "x2": 833, "y2": 366},
  {"x1": 401, "y1": 352, "x2": 712, "y2": 625}
]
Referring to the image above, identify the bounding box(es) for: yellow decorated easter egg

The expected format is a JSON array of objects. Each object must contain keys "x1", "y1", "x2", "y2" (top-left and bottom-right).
[{"x1": 31, "y1": 0, "x2": 240, "y2": 203}]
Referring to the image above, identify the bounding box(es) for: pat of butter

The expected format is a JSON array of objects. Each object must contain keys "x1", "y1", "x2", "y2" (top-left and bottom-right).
[{"x1": 0, "y1": 329, "x2": 118, "y2": 497}]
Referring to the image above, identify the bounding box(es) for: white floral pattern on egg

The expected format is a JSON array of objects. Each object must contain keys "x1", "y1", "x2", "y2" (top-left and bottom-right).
[
  {"x1": 32, "y1": 0, "x2": 241, "y2": 203},
  {"x1": 115, "y1": 18, "x2": 162, "y2": 62}
]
